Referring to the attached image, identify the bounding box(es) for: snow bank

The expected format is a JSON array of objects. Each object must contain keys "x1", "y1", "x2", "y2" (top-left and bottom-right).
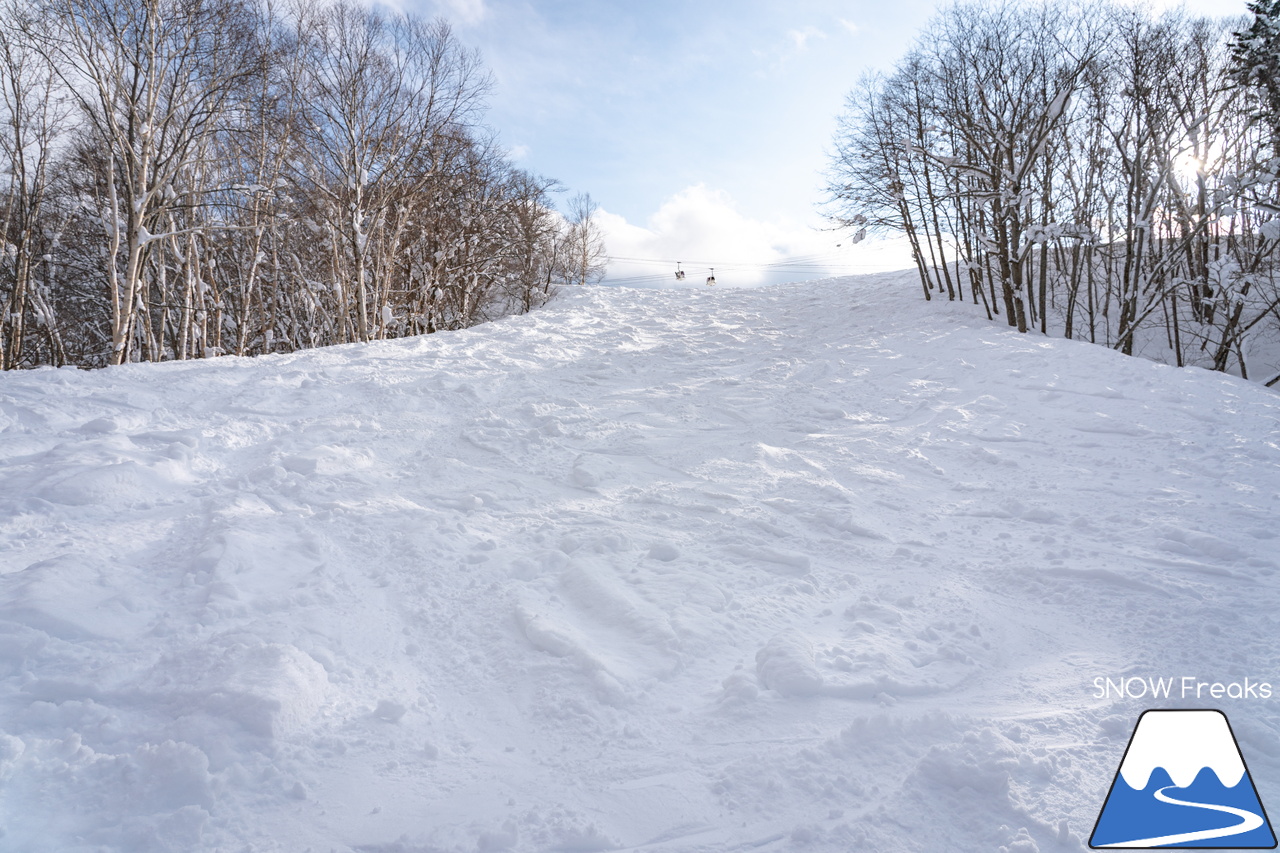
[{"x1": 0, "y1": 271, "x2": 1278, "y2": 851}]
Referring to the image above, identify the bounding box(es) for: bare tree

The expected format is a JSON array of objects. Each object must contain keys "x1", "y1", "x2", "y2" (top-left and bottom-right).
[
  {"x1": 0, "y1": 0, "x2": 601, "y2": 369},
  {"x1": 827, "y1": 1, "x2": 1280, "y2": 382},
  {"x1": 40, "y1": 0, "x2": 263, "y2": 364},
  {"x1": 499, "y1": 169, "x2": 563, "y2": 314},
  {"x1": 561, "y1": 192, "x2": 607, "y2": 287},
  {"x1": 0, "y1": 0, "x2": 70, "y2": 368},
  {"x1": 288, "y1": 1, "x2": 489, "y2": 343}
]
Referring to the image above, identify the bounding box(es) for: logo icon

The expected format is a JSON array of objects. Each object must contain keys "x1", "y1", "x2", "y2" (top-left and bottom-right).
[{"x1": 1090, "y1": 709, "x2": 1276, "y2": 848}]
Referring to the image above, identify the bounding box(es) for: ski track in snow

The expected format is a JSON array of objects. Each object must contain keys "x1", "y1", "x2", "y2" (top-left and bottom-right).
[{"x1": 0, "y1": 271, "x2": 1278, "y2": 851}]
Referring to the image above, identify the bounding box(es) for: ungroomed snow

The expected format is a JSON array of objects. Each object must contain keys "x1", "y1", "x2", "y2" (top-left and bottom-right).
[{"x1": 1, "y1": 272, "x2": 1278, "y2": 851}]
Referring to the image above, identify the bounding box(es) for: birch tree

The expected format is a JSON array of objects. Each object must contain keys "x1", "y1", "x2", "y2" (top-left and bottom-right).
[
  {"x1": 289, "y1": 1, "x2": 489, "y2": 343},
  {"x1": 561, "y1": 192, "x2": 607, "y2": 288},
  {"x1": 0, "y1": 0, "x2": 69, "y2": 368},
  {"x1": 827, "y1": 0, "x2": 1280, "y2": 381},
  {"x1": 42, "y1": 0, "x2": 261, "y2": 364}
]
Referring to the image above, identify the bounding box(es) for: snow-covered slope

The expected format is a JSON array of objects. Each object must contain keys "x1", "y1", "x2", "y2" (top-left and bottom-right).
[{"x1": 1, "y1": 272, "x2": 1278, "y2": 852}]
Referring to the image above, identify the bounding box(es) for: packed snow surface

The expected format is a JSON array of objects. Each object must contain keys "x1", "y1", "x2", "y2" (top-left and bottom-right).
[{"x1": 1, "y1": 272, "x2": 1278, "y2": 852}]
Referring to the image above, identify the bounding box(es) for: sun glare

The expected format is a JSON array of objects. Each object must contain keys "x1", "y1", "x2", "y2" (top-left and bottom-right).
[{"x1": 1172, "y1": 149, "x2": 1205, "y2": 186}]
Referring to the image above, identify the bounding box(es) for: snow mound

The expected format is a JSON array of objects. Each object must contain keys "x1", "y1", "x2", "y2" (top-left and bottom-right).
[
  {"x1": 756, "y1": 631, "x2": 824, "y2": 696},
  {"x1": 139, "y1": 641, "x2": 330, "y2": 738}
]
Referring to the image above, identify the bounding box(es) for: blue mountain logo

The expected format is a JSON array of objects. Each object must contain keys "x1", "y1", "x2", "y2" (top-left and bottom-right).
[{"x1": 1090, "y1": 709, "x2": 1276, "y2": 848}]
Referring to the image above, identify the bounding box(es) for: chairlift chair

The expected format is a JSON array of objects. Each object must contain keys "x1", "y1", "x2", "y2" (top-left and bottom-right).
[{"x1": 706, "y1": 267, "x2": 716, "y2": 286}]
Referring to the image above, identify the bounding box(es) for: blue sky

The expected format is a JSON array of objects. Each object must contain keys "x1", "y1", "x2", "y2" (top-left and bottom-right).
[{"x1": 408, "y1": 0, "x2": 1247, "y2": 286}]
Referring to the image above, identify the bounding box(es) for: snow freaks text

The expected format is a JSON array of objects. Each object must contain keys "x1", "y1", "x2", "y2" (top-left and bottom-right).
[{"x1": 1093, "y1": 677, "x2": 1273, "y2": 701}]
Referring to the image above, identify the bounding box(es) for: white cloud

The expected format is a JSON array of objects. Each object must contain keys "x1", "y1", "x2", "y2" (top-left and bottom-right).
[
  {"x1": 435, "y1": 0, "x2": 487, "y2": 26},
  {"x1": 507, "y1": 143, "x2": 530, "y2": 161},
  {"x1": 382, "y1": 0, "x2": 487, "y2": 24},
  {"x1": 596, "y1": 184, "x2": 910, "y2": 288},
  {"x1": 838, "y1": 18, "x2": 860, "y2": 36},
  {"x1": 787, "y1": 26, "x2": 827, "y2": 51},
  {"x1": 754, "y1": 24, "x2": 828, "y2": 76}
]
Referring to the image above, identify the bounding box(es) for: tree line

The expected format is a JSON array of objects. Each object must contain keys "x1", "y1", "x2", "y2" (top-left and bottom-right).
[
  {"x1": 827, "y1": 1, "x2": 1280, "y2": 383},
  {"x1": 0, "y1": 0, "x2": 606, "y2": 369}
]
